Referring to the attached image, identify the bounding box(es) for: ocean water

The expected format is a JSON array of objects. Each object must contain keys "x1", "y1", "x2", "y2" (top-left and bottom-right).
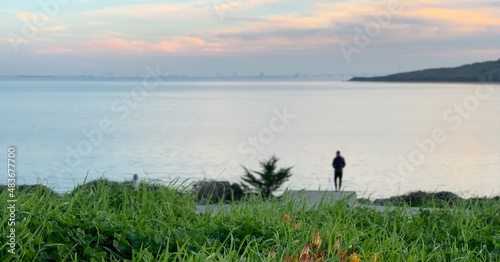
[{"x1": 1, "y1": 79, "x2": 499, "y2": 199}]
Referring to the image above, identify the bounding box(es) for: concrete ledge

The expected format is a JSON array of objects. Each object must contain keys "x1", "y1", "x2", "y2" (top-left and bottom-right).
[
  {"x1": 195, "y1": 191, "x2": 441, "y2": 217},
  {"x1": 195, "y1": 190, "x2": 358, "y2": 214},
  {"x1": 282, "y1": 190, "x2": 357, "y2": 207}
]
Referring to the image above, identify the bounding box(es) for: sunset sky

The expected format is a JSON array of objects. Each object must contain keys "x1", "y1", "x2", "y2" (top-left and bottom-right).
[{"x1": 0, "y1": 0, "x2": 499, "y2": 76}]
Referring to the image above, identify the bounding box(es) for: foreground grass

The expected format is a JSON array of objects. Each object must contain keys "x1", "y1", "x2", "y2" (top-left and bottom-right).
[{"x1": 1, "y1": 180, "x2": 499, "y2": 261}]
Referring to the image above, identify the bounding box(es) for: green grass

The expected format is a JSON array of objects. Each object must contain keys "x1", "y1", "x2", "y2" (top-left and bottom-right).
[{"x1": 1, "y1": 179, "x2": 499, "y2": 261}]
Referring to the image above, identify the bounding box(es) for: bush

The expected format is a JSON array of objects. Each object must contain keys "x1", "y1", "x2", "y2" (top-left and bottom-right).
[
  {"x1": 0, "y1": 184, "x2": 57, "y2": 197},
  {"x1": 241, "y1": 156, "x2": 293, "y2": 198},
  {"x1": 370, "y1": 191, "x2": 499, "y2": 207}
]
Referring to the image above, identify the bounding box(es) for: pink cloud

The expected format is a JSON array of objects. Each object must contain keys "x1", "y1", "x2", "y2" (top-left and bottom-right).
[
  {"x1": 18, "y1": 12, "x2": 35, "y2": 19},
  {"x1": 86, "y1": 4, "x2": 184, "y2": 17},
  {"x1": 27, "y1": 0, "x2": 500, "y2": 57},
  {"x1": 35, "y1": 36, "x2": 210, "y2": 55},
  {"x1": 404, "y1": 8, "x2": 500, "y2": 27}
]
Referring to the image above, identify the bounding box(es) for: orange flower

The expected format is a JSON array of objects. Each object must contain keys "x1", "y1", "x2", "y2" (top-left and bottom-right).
[
  {"x1": 372, "y1": 254, "x2": 378, "y2": 261},
  {"x1": 284, "y1": 214, "x2": 291, "y2": 222},
  {"x1": 313, "y1": 230, "x2": 322, "y2": 248},
  {"x1": 339, "y1": 251, "x2": 347, "y2": 262},
  {"x1": 314, "y1": 251, "x2": 324, "y2": 262},
  {"x1": 293, "y1": 221, "x2": 299, "y2": 229},
  {"x1": 350, "y1": 253, "x2": 360, "y2": 262}
]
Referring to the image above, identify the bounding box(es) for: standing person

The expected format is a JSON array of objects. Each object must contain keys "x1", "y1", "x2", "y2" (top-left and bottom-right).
[{"x1": 332, "y1": 151, "x2": 346, "y2": 191}]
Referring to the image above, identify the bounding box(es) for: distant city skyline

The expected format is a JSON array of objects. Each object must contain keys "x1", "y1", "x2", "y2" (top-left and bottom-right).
[{"x1": 0, "y1": 0, "x2": 499, "y2": 76}]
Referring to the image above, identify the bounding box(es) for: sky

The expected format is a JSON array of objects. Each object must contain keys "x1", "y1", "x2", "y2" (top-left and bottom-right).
[{"x1": 0, "y1": 0, "x2": 499, "y2": 76}]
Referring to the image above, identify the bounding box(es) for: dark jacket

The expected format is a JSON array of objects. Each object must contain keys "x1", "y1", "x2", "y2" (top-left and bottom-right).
[{"x1": 332, "y1": 156, "x2": 346, "y2": 172}]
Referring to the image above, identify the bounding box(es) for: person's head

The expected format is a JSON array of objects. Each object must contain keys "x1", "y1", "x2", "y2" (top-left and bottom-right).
[{"x1": 336, "y1": 151, "x2": 341, "y2": 156}]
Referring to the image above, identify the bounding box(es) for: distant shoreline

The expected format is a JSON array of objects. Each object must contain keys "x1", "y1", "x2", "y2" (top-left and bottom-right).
[
  {"x1": 2, "y1": 75, "x2": 500, "y2": 84},
  {"x1": 0, "y1": 75, "x2": 362, "y2": 81},
  {"x1": 0, "y1": 75, "x2": 350, "y2": 82},
  {"x1": 2, "y1": 74, "x2": 500, "y2": 84}
]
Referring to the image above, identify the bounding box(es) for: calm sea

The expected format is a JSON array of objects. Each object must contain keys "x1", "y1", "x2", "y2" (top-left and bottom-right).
[{"x1": 1, "y1": 79, "x2": 499, "y2": 199}]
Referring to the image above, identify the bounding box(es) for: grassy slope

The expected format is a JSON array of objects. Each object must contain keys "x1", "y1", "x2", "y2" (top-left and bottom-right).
[
  {"x1": 1, "y1": 180, "x2": 499, "y2": 261},
  {"x1": 351, "y1": 59, "x2": 500, "y2": 83}
]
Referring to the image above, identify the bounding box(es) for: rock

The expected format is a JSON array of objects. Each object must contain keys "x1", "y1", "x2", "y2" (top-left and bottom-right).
[{"x1": 192, "y1": 180, "x2": 245, "y2": 203}]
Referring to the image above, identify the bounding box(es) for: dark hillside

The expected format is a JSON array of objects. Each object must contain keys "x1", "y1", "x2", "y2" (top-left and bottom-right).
[{"x1": 351, "y1": 59, "x2": 500, "y2": 83}]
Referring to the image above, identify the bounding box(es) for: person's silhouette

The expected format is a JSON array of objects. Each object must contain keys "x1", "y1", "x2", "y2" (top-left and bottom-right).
[{"x1": 332, "y1": 151, "x2": 346, "y2": 191}]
